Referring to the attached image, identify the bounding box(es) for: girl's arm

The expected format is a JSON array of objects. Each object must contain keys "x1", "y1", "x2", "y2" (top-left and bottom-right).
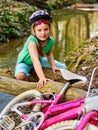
[{"x1": 28, "y1": 42, "x2": 51, "y2": 88}]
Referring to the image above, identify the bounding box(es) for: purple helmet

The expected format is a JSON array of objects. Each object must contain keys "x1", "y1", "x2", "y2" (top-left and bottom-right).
[{"x1": 29, "y1": 10, "x2": 52, "y2": 25}]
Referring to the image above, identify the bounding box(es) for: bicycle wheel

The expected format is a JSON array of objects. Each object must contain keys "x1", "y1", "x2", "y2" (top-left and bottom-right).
[
  {"x1": 45, "y1": 120, "x2": 98, "y2": 130},
  {"x1": 0, "y1": 90, "x2": 42, "y2": 130}
]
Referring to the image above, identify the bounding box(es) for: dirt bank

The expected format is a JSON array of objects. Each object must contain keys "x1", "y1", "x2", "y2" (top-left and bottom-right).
[{"x1": 64, "y1": 36, "x2": 98, "y2": 91}]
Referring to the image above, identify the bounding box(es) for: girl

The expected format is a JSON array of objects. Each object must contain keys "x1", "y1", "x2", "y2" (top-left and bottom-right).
[{"x1": 15, "y1": 10, "x2": 66, "y2": 88}]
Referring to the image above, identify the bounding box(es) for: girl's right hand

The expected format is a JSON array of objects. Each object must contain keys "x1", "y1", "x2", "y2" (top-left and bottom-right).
[{"x1": 37, "y1": 78, "x2": 52, "y2": 88}]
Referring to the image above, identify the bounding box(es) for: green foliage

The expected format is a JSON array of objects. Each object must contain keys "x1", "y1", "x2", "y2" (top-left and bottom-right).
[
  {"x1": 0, "y1": 1, "x2": 37, "y2": 42},
  {"x1": 47, "y1": 0, "x2": 65, "y2": 9}
]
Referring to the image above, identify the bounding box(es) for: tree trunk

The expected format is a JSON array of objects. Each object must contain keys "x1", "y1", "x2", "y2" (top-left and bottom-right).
[{"x1": 0, "y1": 75, "x2": 86, "y2": 101}]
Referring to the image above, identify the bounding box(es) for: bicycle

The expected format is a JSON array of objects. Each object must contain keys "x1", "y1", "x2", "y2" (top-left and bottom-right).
[
  {"x1": 44, "y1": 67, "x2": 98, "y2": 130},
  {"x1": 0, "y1": 67, "x2": 98, "y2": 130}
]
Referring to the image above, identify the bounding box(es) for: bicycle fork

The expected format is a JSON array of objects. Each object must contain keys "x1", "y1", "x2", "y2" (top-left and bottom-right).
[{"x1": 76, "y1": 111, "x2": 98, "y2": 130}]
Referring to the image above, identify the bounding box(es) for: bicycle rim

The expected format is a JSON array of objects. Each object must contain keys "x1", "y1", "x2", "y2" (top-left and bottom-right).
[{"x1": 45, "y1": 120, "x2": 98, "y2": 130}]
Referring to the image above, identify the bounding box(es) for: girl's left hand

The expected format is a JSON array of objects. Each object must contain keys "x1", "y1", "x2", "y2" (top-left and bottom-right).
[{"x1": 52, "y1": 66, "x2": 60, "y2": 74}]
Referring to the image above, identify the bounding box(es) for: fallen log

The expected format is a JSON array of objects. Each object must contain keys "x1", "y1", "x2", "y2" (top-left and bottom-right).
[
  {"x1": 0, "y1": 75, "x2": 86, "y2": 101},
  {"x1": 0, "y1": 68, "x2": 66, "y2": 82},
  {"x1": 70, "y1": 3, "x2": 97, "y2": 9}
]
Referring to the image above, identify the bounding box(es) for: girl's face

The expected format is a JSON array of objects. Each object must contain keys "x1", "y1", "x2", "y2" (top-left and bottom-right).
[{"x1": 33, "y1": 22, "x2": 50, "y2": 41}]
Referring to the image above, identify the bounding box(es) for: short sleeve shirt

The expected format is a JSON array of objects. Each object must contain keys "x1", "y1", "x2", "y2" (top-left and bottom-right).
[{"x1": 17, "y1": 35, "x2": 55, "y2": 65}]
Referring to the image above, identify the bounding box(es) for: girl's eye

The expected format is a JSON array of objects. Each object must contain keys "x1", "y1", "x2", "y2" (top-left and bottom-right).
[
  {"x1": 37, "y1": 28, "x2": 49, "y2": 32},
  {"x1": 44, "y1": 28, "x2": 49, "y2": 31},
  {"x1": 38, "y1": 28, "x2": 49, "y2": 32},
  {"x1": 37, "y1": 29, "x2": 42, "y2": 32}
]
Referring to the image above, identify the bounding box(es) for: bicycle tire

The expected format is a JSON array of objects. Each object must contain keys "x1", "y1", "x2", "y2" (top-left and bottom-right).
[
  {"x1": 45, "y1": 120, "x2": 98, "y2": 130},
  {"x1": 0, "y1": 90, "x2": 42, "y2": 130},
  {"x1": 0, "y1": 90, "x2": 41, "y2": 117}
]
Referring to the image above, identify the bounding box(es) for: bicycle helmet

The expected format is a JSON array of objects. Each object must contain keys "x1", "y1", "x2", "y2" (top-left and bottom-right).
[{"x1": 29, "y1": 10, "x2": 52, "y2": 25}]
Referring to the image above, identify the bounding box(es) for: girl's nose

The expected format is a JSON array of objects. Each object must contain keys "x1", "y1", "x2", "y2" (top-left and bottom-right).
[{"x1": 41, "y1": 30, "x2": 45, "y2": 34}]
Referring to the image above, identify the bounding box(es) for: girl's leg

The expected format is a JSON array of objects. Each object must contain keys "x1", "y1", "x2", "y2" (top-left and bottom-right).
[
  {"x1": 14, "y1": 63, "x2": 32, "y2": 81},
  {"x1": 40, "y1": 57, "x2": 67, "y2": 69}
]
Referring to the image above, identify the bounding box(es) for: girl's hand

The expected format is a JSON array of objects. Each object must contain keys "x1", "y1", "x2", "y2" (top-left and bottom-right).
[
  {"x1": 37, "y1": 78, "x2": 52, "y2": 88},
  {"x1": 52, "y1": 66, "x2": 60, "y2": 74}
]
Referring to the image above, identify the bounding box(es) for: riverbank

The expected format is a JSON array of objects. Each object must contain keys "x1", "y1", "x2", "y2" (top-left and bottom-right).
[{"x1": 64, "y1": 36, "x2": 98, "y2": 90}]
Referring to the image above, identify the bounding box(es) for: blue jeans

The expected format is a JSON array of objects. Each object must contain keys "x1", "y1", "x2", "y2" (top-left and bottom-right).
[{"x1": 15, "y1": 57, "x2": 66, "y2": 77}]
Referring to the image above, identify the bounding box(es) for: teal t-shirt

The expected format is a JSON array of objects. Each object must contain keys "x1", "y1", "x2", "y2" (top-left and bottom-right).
[{"x1": 17, "y1": 35, "x2": 55, "y2": 65}]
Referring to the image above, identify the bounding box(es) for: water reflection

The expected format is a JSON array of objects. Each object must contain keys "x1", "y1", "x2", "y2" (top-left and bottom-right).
[
  {"x1": 0, "y1": 10, "x2": 98, "y2": 68},
  {"x1": 52, "y1": 10, "x2": 98, "y2": 61},
  {"x1": 0, "y1": 37, "x2": 27, "y2": 68}
]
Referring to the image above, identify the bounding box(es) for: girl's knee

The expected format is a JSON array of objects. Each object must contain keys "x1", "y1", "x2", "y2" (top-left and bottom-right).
[{"x1": 16, "y1": 73, "x2": 28, "y2": 81}]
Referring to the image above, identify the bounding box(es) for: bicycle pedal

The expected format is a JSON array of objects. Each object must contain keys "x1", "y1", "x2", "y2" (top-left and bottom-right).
[{"x1": 0, "y1": 115, "x2": 15, "y2": 130}]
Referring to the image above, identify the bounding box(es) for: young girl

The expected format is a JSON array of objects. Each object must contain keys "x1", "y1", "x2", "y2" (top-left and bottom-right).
[{"x1": 15, "y1": 10, "x2": 66, "y2": 88}]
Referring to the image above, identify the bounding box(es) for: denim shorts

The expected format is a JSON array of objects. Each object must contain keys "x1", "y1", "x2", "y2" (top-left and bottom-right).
[{"x1": 14, "y1": 57, "x2": 66, "y2": 77}]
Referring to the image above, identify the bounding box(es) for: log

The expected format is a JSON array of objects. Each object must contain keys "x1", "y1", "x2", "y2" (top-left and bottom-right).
[
  {"x1": 0, "y1": 68, "x2": 65, "y2": 82},
  {"x1": 0, "y1": 75, "x2": 86, "y2": 101}
]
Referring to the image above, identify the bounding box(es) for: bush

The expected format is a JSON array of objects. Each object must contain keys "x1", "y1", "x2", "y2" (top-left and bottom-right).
[{"x1": 0, "y1": 1, "x2": 37, "y2": 43}]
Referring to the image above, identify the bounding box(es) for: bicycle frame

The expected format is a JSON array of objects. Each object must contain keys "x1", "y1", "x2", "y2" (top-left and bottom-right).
[
  {"x1": 36, "y1": 96, "x2": 98, "y2": 130},
  {"x1": 10, "y1": 92, "x2": 98, "y2": 130}
]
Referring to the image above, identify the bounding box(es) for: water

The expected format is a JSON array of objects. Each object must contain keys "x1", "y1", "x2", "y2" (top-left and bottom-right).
[{"x1": 0, "y1": 92, "x2": 15, "y2": 112}]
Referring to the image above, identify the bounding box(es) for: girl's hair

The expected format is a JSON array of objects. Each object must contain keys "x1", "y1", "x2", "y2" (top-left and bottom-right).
[{"x1": 30, "y1": 23, "x2": 35, "y2": 35}]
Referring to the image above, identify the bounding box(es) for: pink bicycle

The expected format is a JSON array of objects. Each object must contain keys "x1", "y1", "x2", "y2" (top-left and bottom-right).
[{"x1": 0, "y1": 67, "x2": 98, "y2": 130}]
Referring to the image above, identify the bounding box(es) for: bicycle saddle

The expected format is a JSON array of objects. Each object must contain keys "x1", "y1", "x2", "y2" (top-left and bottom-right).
[{"x1": 60, "y1": 69, "x2": 87, "y2": 83}]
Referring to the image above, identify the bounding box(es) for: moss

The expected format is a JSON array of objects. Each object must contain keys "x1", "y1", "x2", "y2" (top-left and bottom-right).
[{"x1": 64, "y1": 37, "x2": 98, "y2": 72}]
